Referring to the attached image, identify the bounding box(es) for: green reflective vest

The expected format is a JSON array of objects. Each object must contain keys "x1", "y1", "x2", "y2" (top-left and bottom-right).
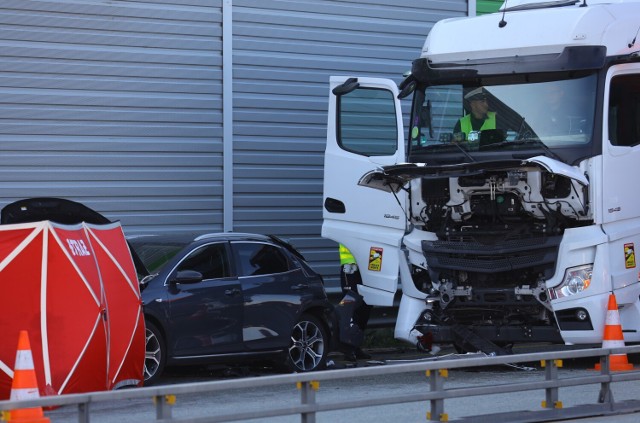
[
  {"x1": 339, "y1": 244, "x2": 356, "y2": 265},
  {"x1": 459, "y1": 112, "x2": 496, "y2": 138}
]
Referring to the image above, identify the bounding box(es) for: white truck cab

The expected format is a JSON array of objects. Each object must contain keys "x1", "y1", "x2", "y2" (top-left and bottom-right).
[{"x1": 323, "y1": 0, "x2": 640, "y2": 352}]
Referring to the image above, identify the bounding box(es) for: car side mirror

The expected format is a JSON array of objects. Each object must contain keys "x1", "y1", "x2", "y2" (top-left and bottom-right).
[{"x1": 171, "y1": 270, "x2": 203, "y2": 284}]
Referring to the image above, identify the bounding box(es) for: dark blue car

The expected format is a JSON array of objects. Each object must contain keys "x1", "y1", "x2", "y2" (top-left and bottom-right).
[{"x1": 129, "y1": 232, "x2": 334, "y2": 384}]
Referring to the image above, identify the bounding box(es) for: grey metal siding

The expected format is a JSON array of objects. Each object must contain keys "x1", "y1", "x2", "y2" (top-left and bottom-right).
[
  {"x1": 231, "y1": 0, "x2": 467, "y2": 285},
  {"x1": 0, "y1": 0, "x2": 467, "y2": 291},
  {"x1": 0, "y1": 0, "x2": 224, "y2": 233}
]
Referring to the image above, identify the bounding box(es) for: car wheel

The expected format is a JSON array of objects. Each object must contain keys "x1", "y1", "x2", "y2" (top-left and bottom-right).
[
  {"x1": 144, "y1": 321, "x2": 166, "y2": 385},
  {"x1": 286, "y1": 314, "x2": 328, "y2": 372}
]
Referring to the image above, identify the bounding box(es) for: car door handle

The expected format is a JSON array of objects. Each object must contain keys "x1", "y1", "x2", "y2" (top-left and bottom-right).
[
  {"x1": 291, "y1": 284, "x2": 309, "y2": 291},
  {"x1": 225, "y1": 288, "x2": 241, "y2": 296}
]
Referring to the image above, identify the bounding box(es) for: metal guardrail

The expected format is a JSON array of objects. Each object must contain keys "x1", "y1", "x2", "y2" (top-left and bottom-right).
[{"x1": 2, "y1": 346, "x2": 640, "y2": 422}]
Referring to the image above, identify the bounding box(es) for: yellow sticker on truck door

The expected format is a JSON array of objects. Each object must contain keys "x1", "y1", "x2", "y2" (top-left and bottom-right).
[
  {"x1": 368, "y1": 247, "x2": 383, "y2": 271},
  {"x1": 625, "y1": 243, "x2": 636, "y2": 269}
]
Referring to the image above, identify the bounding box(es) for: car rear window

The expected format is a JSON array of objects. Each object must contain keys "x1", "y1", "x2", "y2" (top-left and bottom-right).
[
  {"x1": 233, "y1": 242, "x2": 291, "y2": 276},
  {"x1": 130, "y1": 241, "x2": 187, "y2": 274}
]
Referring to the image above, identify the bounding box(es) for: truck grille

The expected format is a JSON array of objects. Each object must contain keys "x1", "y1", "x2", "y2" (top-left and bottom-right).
[{"x1": 422, "y1": 235, "x2": 562, "y2": 276}]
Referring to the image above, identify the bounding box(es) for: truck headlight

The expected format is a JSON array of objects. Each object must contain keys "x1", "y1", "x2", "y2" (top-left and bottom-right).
[{"x1": 550, "y1": 265, "x2": 592, "y2": 299}]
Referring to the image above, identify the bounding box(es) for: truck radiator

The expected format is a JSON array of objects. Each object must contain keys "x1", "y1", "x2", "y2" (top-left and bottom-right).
[{"x1": 422, "y1": 235, "x2": 562, "y2": 277}]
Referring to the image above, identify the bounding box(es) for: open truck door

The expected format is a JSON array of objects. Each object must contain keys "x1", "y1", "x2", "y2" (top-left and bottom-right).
[{"x1": 322, "y1": 77, "x2": 407, "y2": 306}]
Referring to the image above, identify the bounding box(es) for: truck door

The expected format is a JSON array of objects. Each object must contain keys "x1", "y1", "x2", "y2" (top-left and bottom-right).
[
  {"x1": 602, "y1": 65, "x2": 640, "y2": 225},
  {"x1": 322, "y1": 77, "x2": 407, "y2": 306},
  {"x1": 601, "y1": 64, "x2": 640, "y2": 311}
]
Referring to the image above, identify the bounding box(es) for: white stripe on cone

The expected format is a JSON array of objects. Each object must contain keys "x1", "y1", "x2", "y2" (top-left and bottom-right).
[
  {"x1": 605, "y1": 310, "x2": 621, "y2": 325},
  {"x1": 14, "y1": 350, "x2": 34, "y2": 370},
  {"x1": 602, "y1": 339, "x2": 626, "y2": 348},
  {"x1": 10, "y1": 387, "x2": 40, "y2": 400}
]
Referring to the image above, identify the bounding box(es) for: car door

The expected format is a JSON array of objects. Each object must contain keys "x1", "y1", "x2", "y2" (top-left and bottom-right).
[
  {"x1": 322, "y1": 76, "x2": 407, "y2": 307},
  {"x1": 166, "y1": 242, "x2": 244, "y2": 356},
  {"x1": 231, "y1": 241, "x2": 308, "y2": 351}
]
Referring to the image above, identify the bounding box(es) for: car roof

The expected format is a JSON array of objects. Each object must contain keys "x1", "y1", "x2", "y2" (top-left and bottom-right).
[
  {"x1": 126, "y1": 232, "x2": 276, "y2": 245},
  {"x1": 128, "y1": 231, "x2": 312, "y2": 279}
]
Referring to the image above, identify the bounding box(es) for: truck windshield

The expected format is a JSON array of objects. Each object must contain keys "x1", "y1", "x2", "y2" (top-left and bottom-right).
[{"x1": 408, "y1": 74, "x2": 598, "y2": 163}]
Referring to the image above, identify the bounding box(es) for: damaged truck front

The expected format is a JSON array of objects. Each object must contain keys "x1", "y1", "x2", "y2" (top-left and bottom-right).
[{"x1": 323, "y1": 0, "x2": 640, "y2": 353}]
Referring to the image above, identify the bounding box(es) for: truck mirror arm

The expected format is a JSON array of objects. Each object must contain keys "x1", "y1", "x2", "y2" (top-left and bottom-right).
[{"x1": 332, "y1": 78, "x2": 360, "y2": 96}]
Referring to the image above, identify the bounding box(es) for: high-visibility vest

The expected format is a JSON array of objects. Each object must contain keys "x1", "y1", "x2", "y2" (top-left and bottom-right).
[
  {"x1": 339, "y1": 244, "x2": 356, "y2": 265},
  {"x1": 459, "y1": 111, "x2": 496, "y2": 137}
]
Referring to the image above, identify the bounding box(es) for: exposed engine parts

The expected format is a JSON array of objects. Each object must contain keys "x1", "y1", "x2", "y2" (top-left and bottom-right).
[
  {"x1": 416, "y1": 167, "x2": 589, "y2": 240},
  {"x1": 407, "y1": 164, "x2": 591, "y2": 346}
]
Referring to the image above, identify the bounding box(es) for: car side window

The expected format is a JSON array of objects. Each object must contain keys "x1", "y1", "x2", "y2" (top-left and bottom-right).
[
  {"x1": 177, "y1": 243, "x2": 229, "y2": 280},
  {"x1": 233, "y1": 242, "x2": 291, "y2": 276}
]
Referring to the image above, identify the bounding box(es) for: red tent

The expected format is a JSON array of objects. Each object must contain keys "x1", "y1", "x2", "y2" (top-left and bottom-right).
[{"x1": 0, "y1": 220, "x2": 144, "y2": 399}]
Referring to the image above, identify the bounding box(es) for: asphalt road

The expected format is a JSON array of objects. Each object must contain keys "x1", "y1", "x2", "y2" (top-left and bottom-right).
[{"x1": 45, "y1": 346, "x2": 640, "y2": 422}]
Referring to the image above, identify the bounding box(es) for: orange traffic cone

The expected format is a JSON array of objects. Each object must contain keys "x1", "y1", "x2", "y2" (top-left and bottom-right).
[
  {"x1": 594, "y1": 294, "x2": 634, "y2": 372},
  {"x1": 7, "y1": 330, "x2": 50, "y2": 423}
]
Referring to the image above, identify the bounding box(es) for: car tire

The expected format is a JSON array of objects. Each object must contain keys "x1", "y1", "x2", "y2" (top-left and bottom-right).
[
  {"x1": 285, "y1": 313, "x2": 329, "y2": 372},
  {"x1": 144, "y1": 321, "x2": 166, "y2": 385}
]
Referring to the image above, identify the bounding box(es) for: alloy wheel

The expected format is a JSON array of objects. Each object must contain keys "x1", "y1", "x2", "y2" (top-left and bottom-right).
[
  {"x1": 288, "y1": 315, "x2": 327, "y2": 372},
  {"x1": 144, "y1": 327, "x2": 162, "y2": 381}
]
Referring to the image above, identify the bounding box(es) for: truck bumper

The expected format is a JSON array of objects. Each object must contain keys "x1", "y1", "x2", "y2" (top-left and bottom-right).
[{"x1": 415, "y1": 322, "x2": 564, "y2": 346}]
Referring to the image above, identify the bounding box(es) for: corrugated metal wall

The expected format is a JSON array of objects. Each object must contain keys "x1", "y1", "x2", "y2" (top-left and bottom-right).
[
  {"x1": 230, "y1": 0, "x2": 467, "y2": 284},
  {"x1": 0, "y1": 0, "x2": 224, "y2": 232},
  {"x1": 0, "y1": 0, "x2": 467, "y2": 290}
]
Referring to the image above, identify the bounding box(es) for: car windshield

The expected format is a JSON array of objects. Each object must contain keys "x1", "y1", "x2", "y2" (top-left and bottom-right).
[
  {"x1": 408, "y1": 74, "x2": 598, "y2": 161},
  {"x1": 129, "y1": 237, "x2": 191, "y2": 274}
]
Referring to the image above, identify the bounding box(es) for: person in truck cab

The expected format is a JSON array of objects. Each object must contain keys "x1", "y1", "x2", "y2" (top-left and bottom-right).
[{"x1": 453, "y1": 87, "x2": 496, "y2": 141}]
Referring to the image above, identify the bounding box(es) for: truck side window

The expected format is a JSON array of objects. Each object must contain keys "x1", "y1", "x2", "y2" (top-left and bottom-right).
[
  {"x1": 609, "y1": 75, "x2": 640, "y2": 147},
  {"x1": 337, "y1": 88, "x2": 397, "y2": 156}
]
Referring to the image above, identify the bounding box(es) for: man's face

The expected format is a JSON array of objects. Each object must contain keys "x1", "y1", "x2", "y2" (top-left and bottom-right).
[{"x1": 469, "y1": 96, "x2": 489, "y2": 118}]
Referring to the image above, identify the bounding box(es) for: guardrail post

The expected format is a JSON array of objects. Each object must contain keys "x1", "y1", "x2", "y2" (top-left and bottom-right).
[
  {"x1": 78, "y1": 402, "x2": 90, "y2": 423},
  {"x1": 597, "y1": 354, "x2": 614, "y2": 405},
  {"x1": 426, "y1": 369, "x2": 448, "y2": 422},
  {"x1": 154, "y1": 394, "x2": 175, "y2": 420},
  {"x1": 297, "y1": 380, "x2": 319, "y2": 423},
  {"x1": 541, "y1": 359, "x2": 562, "y2": 409}
]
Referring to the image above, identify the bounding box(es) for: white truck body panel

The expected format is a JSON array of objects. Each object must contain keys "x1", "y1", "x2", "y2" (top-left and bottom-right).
[
  {"x1": 423, "y1": 0, "x2": 638, "y2": 62},
  {"x1": 323, "y1": 77, "x2": 406, "y2": 306},
  {"x1": 323, "y1": 0, "x2": 640, "y2": 350}
]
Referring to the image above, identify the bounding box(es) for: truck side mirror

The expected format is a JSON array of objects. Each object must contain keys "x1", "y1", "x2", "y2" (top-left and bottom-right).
[
  {"x1": 398, "y1": 79, "x2": 416, "y2": 99},
  {"x1": 332, "y1": 78, "x2": 360, "y2": 96}
]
